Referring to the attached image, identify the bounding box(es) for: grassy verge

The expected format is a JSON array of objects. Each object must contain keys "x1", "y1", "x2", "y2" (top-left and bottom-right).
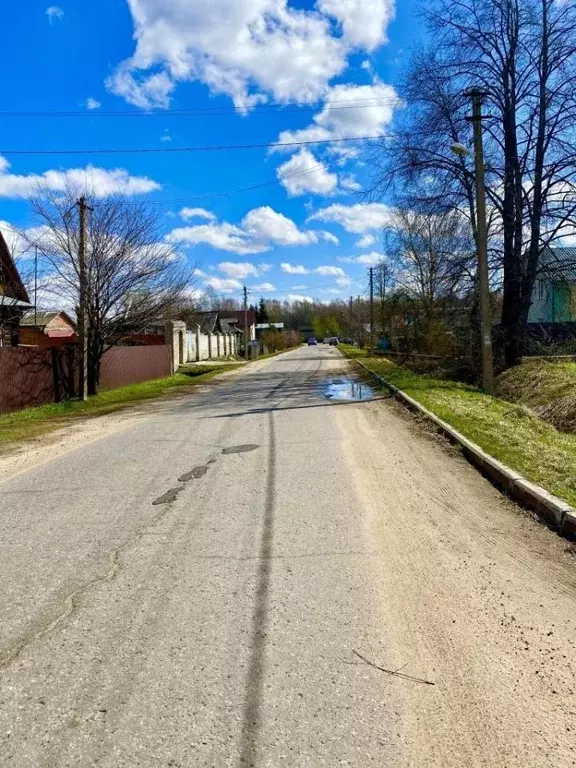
[
  {"x1": 0, "y1": 364, "x2": 241, "y2": 450},
  {"x1": 340, "y1": 345, "x2": 576, "y2": 507},
  {"x1": 497, "y1": 358, "x2": 576, "y2": 432}
]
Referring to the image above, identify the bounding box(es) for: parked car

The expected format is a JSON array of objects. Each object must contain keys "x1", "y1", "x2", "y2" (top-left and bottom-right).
[
  {"x1": 308, "y1": 337, "x2": 317, "y2": 346},
  {"x1": 328, "y1": 337, "x2": 339, "y2": 346},
  {"x1": 323, "y1": 337, "x2": 330, "y2": 344}
]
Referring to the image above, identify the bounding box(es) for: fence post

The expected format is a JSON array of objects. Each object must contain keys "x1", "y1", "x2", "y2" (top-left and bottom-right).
[{"x1": 165, "y1": 320, "x2": 187, "y2": 373}]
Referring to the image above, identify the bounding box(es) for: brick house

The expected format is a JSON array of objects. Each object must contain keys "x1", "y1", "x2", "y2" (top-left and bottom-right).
[
  {"x1": 19, "y1": 310, "x2": 78, "y2": 348},
  {"x1": 0, "y1": 230, "x2": 32, "y2": 346}
]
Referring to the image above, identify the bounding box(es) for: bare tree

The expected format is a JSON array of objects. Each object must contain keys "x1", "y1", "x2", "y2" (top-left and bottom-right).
[
  {"x1": 370, "y1": 0, "x2": 576, "y2": 366},
  {"x1": 26, "y1": 187, "x2": 193, "y2": 393},
  {"x1": 387, "y1": 208, "x2": 475, "y2": 315}
]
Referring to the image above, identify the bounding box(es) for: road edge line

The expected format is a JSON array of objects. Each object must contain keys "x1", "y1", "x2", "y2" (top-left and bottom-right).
[{"x1": 352, "y1": 357, "x2": 576, "y2": 540}]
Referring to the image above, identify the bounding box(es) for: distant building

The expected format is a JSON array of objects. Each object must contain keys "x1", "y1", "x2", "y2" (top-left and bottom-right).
[
  {"x1": 529, "y1": 247, "x2": 576, "y2": 323},
  {"x1": 0, "y1": 231, "x2": 32, "y2": 346},
  {"x1": 19, "y1": 311, "x2": 77, "y2": 348}
]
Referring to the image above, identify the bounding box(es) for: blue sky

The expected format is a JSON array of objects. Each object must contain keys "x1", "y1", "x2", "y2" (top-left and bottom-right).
[{"x1": 0, "y1": 0, "x2": 424, "y2": 305}]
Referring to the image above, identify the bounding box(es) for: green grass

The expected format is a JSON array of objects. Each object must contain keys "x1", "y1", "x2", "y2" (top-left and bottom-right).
[
  {"x1": 340, "y1": 345, "x2": 576, "y2": 507},
  {"x1": 497, "y1": 358, "x2": 576, "y2": 432},
  {"x1": 0, "y1": 364, "x2": 241, "y2": 450}
]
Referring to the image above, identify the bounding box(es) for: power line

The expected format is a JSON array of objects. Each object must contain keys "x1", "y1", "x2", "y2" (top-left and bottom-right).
[
  {"x1": 0, "y1": 135, "x2": 383, "y2": 156},
  {"x1": 0, "y1": 97, "x2": 401, "y2": 119},
  {"x1": 99, "y1": 164, "x2": 330, "y2": 206}
]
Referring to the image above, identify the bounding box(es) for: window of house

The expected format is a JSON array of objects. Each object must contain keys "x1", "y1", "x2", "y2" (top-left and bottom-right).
[{"x1": 538, "y1": 280, "x2": 545, "y2": 299}]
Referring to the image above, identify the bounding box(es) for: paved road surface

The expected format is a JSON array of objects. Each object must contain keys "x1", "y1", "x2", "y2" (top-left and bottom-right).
[{"x1": 1, "y1": 345, "x2": 575, "y2": 767}]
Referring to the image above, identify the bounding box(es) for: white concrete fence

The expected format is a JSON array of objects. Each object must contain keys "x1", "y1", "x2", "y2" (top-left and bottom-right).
[{"x1": 165, "y1": 321, "x2": 239, "y2": 372}]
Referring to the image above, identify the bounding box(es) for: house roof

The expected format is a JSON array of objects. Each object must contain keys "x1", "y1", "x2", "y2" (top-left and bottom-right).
[
  {"x1": 540, "y1": 247, "x2": 576, "y2": 280},
  {"x1": 20, "y1": 310, "x2": 76, "y2": 329},
  {"x1": 187, "y1": 311, "x2": 219, "y2": 334},
  {"x1": 0, "y1": 231, "x2": 30, "y2": 304},
  {"x1": 219, "y1": 309, "x2": 257, "y2": 326},
  {"x1": 219, "y1": 318, "x2": 242, "y2": 334}
]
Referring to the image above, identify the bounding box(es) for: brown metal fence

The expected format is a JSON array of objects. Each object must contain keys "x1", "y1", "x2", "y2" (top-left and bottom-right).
[
  {"x1": 99, "y1": 345, "x2": 172, "y2": 390},
  {"x1": 0, "y1": 346, "x2": 76, "y2": 414},
  {"x1": 0, "y1": 344, "x2": 172, "y2": 414}
]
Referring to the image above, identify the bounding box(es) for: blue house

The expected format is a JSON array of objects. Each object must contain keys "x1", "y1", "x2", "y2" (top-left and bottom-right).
[{"x1": 529, "y1": 247, "x2": 576, "y2": 323}]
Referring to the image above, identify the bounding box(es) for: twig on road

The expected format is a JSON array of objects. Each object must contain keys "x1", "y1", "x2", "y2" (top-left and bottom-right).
[{"x1": 352, "y1": 649, "x2": 435, "y2": 686}]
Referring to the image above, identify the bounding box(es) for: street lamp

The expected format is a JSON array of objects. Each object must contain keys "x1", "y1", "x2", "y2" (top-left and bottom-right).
[
  {"x1": 450, "y1": 142, "x2": 472, "y2": 158},
  {"x1": 451, "y1": 93, "x2": 494, "y2": 394}
]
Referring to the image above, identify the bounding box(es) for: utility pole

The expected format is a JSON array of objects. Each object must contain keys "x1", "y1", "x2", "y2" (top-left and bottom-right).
[
  {"x1": 348, "y1": 296, "x2": 353, "y2": 338},
  {"x1": 243, "y1": 285, "x2": 249, "y2": 360},
  {"x1": 467, "y1": 88, "x2": 494, "y2": 394},
  {"x1": 33, "y1": 246, "x2": 38, "y2": 348},
  {"x1": 76, "y1": 196, "x2": 90, "y2": 401},
  {"x1": 369, "y1": 267, "x2": 374, "y2": 353}
]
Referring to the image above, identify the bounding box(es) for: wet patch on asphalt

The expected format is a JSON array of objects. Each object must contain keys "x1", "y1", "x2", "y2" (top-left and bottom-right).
[
  {"x1": 152, "y1": 487, "x2": 184, "y2": 505},
  {"x1": 322, "y1": 378, "x2": 375, "y2": 402},
  {"x1": 222, "y1": 444, "x2": 261, "y2": 455},
  {"x1": 178, "y1": 466, "x2": 209, "y2": 482}
]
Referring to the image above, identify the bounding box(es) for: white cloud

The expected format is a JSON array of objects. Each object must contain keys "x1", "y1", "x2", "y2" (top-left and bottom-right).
[
  {"x1": 320, "y1": 231, "x2": 340, "y2": 245},
  {"x1": 218, "y1": 261, "x2": 260, "y2": 279},
  {"x1": 340, "y1": 174, "x2": 361, "y2": 192},
  {"x1": 0, "y1": 155, "x2": 160, "y2": 198},
  {"x1": 107, "y1": 0, "x2": 395, "y2": 110},
  {"x1": 314, "y1": 265, "x2": 345, "y2": 276},
  {"x1": 85, "y1": 97, "x2": 101, "y2": 110},
  {"x1": 308, "y1": 202, "x2": 393, "y2": 233},
  {"x1": 291, "y1": 283, "x2": 308, "y2": 290},
  {"x1": 318, "y1": 0, "x2": 395, "y2": 50},
  {"x1": 281, "y1": 263, "x2": 309, "y2": 274},
  {"x1": 336, "y1": 276, "x2": 353, "y2": 286},
  {"x1": 321, "y1": 287, "x2": 342, "y2": 294},
  {"x1": 275, "y1": 82, "x2": 399, "y2": 151},
  {"x1": 339, "y1": 251, "x2": 383, "y2": 265},
  {"x1": 46, "y1": 6, "x2": 64, "y2": 23},
  {"x1": 356, "y1": 233, "x2": 376, "y2": 248},
  {"x1": 252, "y1": 282, "x2": 276, "y2": 292},
  {"x1": 287, "y1": 294, "x2": 313, "y2": 303},
  {"x1": 160, "y1": 134, "x2": 172, "y2": 142},
  {"x1": 277, "y1": 149, "x2": 338, "y2": 197},
  {"x1": 260, "y1": 263, "x2": 272, "y2": 272},
  {"x1": 204, "y1": 276, "x2": 243, "y2": 293},
  {"x1": 170, "y1": 222, "x2": 267, "y2": 255},
  {"x1": 242, "y1": 207, "x2": 317, "y2": 247},
  {"x1": 169, "y1": 206, "x2": 318, "y2": 254},
  {"x1": 180, "y1": 207, "x2": 216, "y2": 222}
]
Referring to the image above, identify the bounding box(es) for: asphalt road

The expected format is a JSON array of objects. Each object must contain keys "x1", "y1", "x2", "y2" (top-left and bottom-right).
[{"x1": 1, "y1": 345, "x2": 575, "y2": 767}]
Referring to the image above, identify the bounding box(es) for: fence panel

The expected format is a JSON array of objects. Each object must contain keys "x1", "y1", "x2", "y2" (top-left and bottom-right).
[
  {"x1": 99, "y1": 345, "x2": 172, "y2": 390},
  {"x1": 0, "y1": 346, "x2": 76, "y2": 414}
]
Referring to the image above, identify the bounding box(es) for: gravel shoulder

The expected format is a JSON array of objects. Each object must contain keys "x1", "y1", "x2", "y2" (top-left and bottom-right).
[{"x1": 337, "y1": 394, "x2": 576, "y2": 766}]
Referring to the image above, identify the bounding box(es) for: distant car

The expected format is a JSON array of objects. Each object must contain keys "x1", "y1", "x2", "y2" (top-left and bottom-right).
[
  {"x1": 328, "y1": 337, "x2": 339, "y2": 346},
  {"x1": 308, "y1": 337, "x2": 317, "y2": 346},
  {"x1": 323, "y1": 337, "x2": 330, "y2": 344}
]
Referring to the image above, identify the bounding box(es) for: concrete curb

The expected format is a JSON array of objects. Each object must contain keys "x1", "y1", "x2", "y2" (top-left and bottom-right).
[{"x1": 353, "y1": 357, "x2": 576, "y2": 539}]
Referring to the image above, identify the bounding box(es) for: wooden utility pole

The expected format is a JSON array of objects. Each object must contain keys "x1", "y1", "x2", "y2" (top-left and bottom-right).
[
  {"x1": 348, "y1": 295, "x2": 353, "y2": 338},
  {"x1": 243, "y1": 285, "x2": 249, "y2": 360},
  {"x1": 468, "y1": 88, "x2": 494, "y2": 394},
  {"x1": 77, "y1": 196, "x2": 90, "y2": 400},
  {"x1": 369, "y1": 267, "x2": 374, "y2": 353},
  {"x1": 33, "y1": 246, "x2": 38, "y2": 347}
]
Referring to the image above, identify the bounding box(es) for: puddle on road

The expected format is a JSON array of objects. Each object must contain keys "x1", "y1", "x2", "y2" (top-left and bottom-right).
[{"x1": 322, "y1": 378, "x2": 375, "y2": 401}]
